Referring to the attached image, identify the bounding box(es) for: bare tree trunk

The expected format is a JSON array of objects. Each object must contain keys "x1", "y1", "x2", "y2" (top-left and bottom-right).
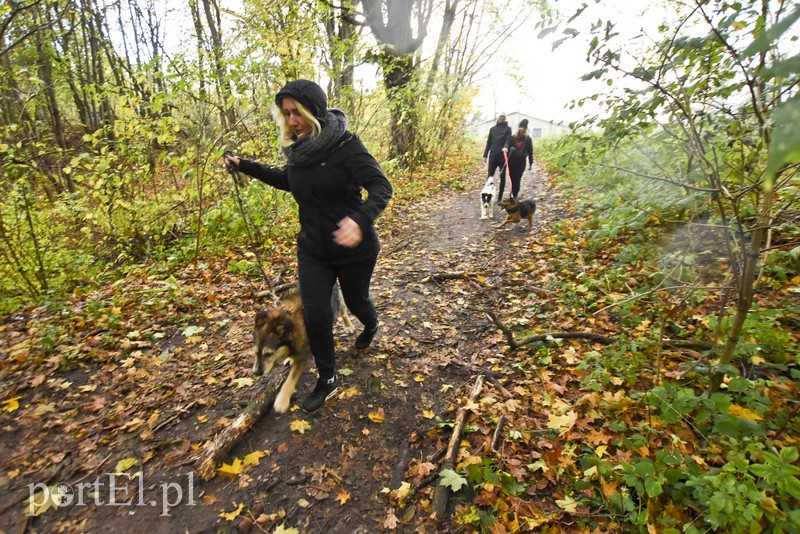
[
  {"x1": 33, "y1": 5, "x2": 71, "y2": 193},
  {"x1": 425, "y1": 0, "x2": 458, "y2": 93},
  {"x1": 200, "y1": 0, "x2": 236, "y2": 130},
  {"x1": 325, "y1": 1, "x2": 356, "y2": 114}
]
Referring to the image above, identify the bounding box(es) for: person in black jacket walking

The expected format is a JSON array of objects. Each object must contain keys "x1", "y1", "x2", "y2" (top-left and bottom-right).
[
  {"x1": 223, "y1": 80, "x2": 393, "y2": 412},
  {"x1": 502, "y1": 119, "x2": 534, "y2": 199},
  {"x1": 482, "y1": 114, "x2": 512, "y2": 202}
]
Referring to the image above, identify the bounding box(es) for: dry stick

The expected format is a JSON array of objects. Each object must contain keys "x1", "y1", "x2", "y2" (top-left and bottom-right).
[
  {"x1": 422, "y1": 272, "x2": 483, "y2": 284},
  {"x1": 483, "y1": 309, "x2": 613, "y2": 349},
  {"x1": 491, "y1": 415, "x2": 507, "y2": 452},
  {"x1": 431, "y1": 374, "x2": 485, "y2": 526},
  {"x1": 195, "y1": 347, "x2": 290, "y2": 481}
]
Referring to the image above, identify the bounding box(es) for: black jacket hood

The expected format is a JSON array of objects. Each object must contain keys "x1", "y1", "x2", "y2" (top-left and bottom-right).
[{"x1": 275, "y1": 79, "x2": 328, "y2": 119}]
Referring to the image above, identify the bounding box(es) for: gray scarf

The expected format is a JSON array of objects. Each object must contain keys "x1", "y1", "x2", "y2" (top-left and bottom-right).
[{"x1": 282, "y1": 109, "x2": 348, "y2": 166}]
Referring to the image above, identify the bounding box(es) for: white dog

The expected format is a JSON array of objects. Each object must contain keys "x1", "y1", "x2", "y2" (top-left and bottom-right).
[{"x1": 480, "y1": 177, "x2": 495, "y2": 219}]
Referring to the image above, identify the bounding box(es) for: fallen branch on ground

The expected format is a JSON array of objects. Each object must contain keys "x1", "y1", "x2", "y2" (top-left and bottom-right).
[
  {"x1": 431, "y1": 374, "x2": 485, "y2": 526},
  {"x1": 421, "y1": 271, "x2": 485, "y2": 284},
  {"x1": 194, "y1": 348, "x2": 290, "y2": 481},
  {"x1": 483, "y1": 309, "x2": 613, "y2": 350}
]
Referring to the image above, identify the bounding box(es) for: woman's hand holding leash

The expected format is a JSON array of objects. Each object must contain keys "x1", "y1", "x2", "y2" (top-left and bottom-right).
[
  {"x1": 223, "y1": 153, "x2": 240, "y2": 172},
  {"x1": 333, "y1": 216, "x2": 362, "y2": 248}
]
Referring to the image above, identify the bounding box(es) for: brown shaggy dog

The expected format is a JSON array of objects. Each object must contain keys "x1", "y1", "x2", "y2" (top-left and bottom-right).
[{"x1": 253, "y1": 288, "x2": 351, "y2": 414}]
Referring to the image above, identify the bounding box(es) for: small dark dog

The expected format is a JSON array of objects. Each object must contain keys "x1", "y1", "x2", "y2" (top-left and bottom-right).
[
  {"x1": 498, "y1": 197, "x2": 536, "y2": 230},
  {"x1": 253, "y1": 285, "x2": 351, "y2": 413}
]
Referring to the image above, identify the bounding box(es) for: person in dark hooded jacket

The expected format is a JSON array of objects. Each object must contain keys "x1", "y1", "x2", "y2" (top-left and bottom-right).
[
  {"x1": 482, "y1": 114, "x2": 512, "y2": 203},
  {"x1": 224, "y1": 79, "x2": 393, "y2": 412},
  {"x1": 502, "y1": 118, "x2": 534, "y2": 199}
]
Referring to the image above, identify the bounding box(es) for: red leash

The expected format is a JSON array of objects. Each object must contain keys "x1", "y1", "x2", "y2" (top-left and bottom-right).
[{"x1": 503, "y1": 149, "x2": 512, "y2": 192}]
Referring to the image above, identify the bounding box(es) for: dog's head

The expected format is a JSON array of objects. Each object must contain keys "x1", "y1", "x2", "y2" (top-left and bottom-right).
[
  {"x1": 500, "y1": 197, "x2": 519, "y2": 211},
  {"x1": 253, "y1": 306, "x2": 295, "y2": 374}
]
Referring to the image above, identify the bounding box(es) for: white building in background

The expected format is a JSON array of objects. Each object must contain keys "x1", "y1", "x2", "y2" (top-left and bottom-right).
[{"x1": 468, "y1": 111, "x2": 570, "y2": 140}]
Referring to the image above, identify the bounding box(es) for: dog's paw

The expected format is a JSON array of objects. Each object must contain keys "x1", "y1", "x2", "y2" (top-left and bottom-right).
[{"x1": 273, "y1": 394, "x2": 291, "y2": 414}]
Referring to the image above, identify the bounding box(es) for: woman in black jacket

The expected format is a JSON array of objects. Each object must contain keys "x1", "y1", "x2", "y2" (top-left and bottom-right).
[
  {"x1": 502, "y1": 119, "x2": 534, "y2": 199},
  {"x1": 224, "y1": 80, "x2": 393, "y2": 412}
]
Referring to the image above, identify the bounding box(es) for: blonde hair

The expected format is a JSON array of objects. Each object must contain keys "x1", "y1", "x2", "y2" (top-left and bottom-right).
[
  {"x1": 515, "y1": 127, "x2": 528, "y2": 137},
  {"x1": 273, "y1": 98, "x2": 322, "y2": 147}
]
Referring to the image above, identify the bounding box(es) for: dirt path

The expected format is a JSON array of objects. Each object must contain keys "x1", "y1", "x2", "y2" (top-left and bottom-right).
[{"x1": 1, "y1": 163, "x2": 562, "y2": 533}]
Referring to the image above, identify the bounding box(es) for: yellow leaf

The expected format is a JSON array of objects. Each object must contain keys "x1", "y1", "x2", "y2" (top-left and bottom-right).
[
  {"x1": 726, "y1": 404, "x2": 764, "y2": 421},
  {"x1": 390, "y1": 481, "x2": 411, "y2": 503},
  {"x1": 217, "y1": 458, "x2": 244, "y2": 476},
  {"x1": 290, "y1": 420, "x2": 311, "y2": 434},
  {"x1": 197, "y1": 415, "x2": 208, "y2": 423},
  {"x1": 231, "y1": 377, "x2": 254, "y2": 388},
  {"x1": 555, "y1": 494, "x2": 578, "y2": 513},
  {"x1": 113, "y1": 457, "x2": 139, "y2": 474},
  {"x1": 243, "y1": 450, "x2": 269, "y2": 466},
  {"x1": 413, "y1": 375, "x2": 425, "y2": 383},
  {"x1": 368, "y1": 408, "x2": 385, "y2": 423},
  {"x1": 547, "y1": 411, "x2": 578, "y2": 435},
  {"x1": 26, "y1": 483, "x2": 70, "y2": 516},
  {"x1": 339, "y1": 386, "x2": 361, "y2": 399},
  {"x1": 32, "y1": 402, "x2": 56, "y2": 418},
  {"x1": 219, "y1": 502, "x2": 244, "y2": 521},
  {"x1": 421, "y1": 410, "x2": 435, "y2": 419},
  {"x1": 274, "y1": 524, "x2": 300, "y2": 534},
  {"x1": 2, "y1": 396, "x2": 21, "y2": 413},
  {"x1": 463, "y1": 399, "x2": 480, "y2": 412},
  {"x1": 335, "y1": 489, "x2": 350, "y2": 506}
]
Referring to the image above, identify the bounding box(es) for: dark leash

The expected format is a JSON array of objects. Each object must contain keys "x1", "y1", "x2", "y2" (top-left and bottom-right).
[{"x1": 224, "y1": 151, "x2": 274, "y2": 293}]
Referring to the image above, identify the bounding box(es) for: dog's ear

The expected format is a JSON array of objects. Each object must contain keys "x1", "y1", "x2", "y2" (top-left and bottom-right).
[
  {"x1": 274, "y1": 312, "x2": 294, "y2": 338},
  {"x1": 255, "y1": 310, "x2": 268, "y2": 329}
]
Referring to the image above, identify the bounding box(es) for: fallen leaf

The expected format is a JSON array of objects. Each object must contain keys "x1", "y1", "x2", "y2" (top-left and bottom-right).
[
  {"x1": 182, "y1": 325, "x2": 205, "y2": 337},
  {"x1": 113, "y1": 457, "x2": 139, "y2": 474},
  {"x1": 368, "y1": 408, "x2": 385, "y2": 423},
  {"x1": 2, "y1": 396, "x2": 21, "y2": 413},
  {"x1": 384, "y1": 510, "x2": 400, "y2": 529},
  {"x1": 231, "y1": 377, "x2": 254, "y2": 388},
  {"x1": 556, "y1": 494, "x2": 578, "y2": 513},
  {"x1": 335, "y1": 489, "x2": 350, "y2": 506},
  {"x1": 26, "y1": 483, "x2": 70, "y2": 516},
  {"x1": 217, "y1": 458, "x2": 244, "y2": 476},
  {"x1": 290, "y1": 420, "x2": 311, "y2": 434},
  {"x1": 219, "y1": 502, "x2": 244, "y2": 521},
  {"x1": 547, "y1": 411, "x2": 578, "y2": 435},
  {"x1": 243, "y1": 450, "x2": 269, "y2": 466}
]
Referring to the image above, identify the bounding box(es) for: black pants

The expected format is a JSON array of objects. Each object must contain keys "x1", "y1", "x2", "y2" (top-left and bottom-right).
[
  {"x1": 487, "y1": 153, "x2": 507, "y2": 198},
  {"x1": 297, "y1": 252, "x2": 379, "y2": 381},
  {"x1": 507, "y1": 157, "x2": 526, "y2": 198}
]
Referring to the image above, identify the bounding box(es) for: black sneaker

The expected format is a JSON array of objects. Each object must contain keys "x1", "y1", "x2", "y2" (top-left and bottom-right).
[
  {"x1": 355, "y1": 325, "x2": 379, "y2": 350},
  {"x1": 301, "y1": 375, "x2": 339, "y2": 413}
]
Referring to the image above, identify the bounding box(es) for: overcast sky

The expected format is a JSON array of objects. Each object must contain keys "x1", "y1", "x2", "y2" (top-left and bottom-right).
[{"x1": 473, "y1": 0, "x2": 671, "y2": 125}]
